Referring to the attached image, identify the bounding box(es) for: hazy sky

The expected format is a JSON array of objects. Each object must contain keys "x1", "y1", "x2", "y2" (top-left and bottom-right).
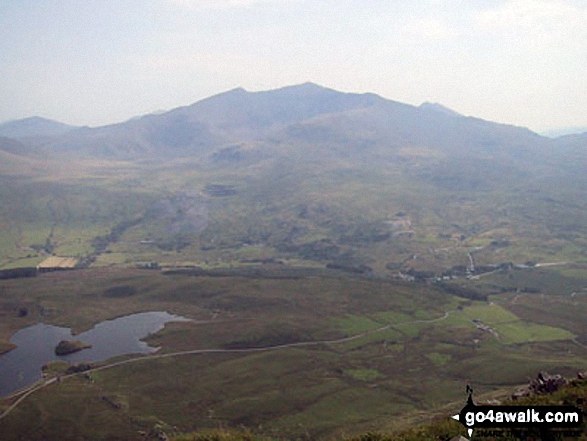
[{"x1": 1, "y1": 0, "x2": 585, "y2": 132}]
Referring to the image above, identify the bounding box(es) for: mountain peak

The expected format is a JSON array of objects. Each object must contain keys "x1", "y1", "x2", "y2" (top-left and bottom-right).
[
  {"x1": 267, "y1": 82, "x2": 333, "y2": 95},
  {"x1": 0, "y1": 116, "x2": 76, "y2": 138},
  {"x1": 419, "y1": 102, "x2": 462, "y2": 118},
  {"x1": 227, "y1": 86, "x2": 247, "y2": 94}
]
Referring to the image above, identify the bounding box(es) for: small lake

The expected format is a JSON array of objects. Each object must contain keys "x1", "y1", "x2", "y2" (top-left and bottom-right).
[{"x1": 0, "y1": 311, "x2": 191, "y2": 397}]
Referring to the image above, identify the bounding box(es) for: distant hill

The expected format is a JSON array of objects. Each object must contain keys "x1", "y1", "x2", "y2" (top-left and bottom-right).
[
  {"x1": 541, "y1": 126, "x2": 587, "y2": 138},
  {"x1": 0, "y1": 137, "x2": 48, "y2": 175},
  {"x1": 0, "y1": 116, "x2": 77, "y2": 138},
  {"x1": 6, "y1": 83, "x2": 585, "y2": 196},
  {"x1": 19, "y1": 82, "x2": 560, "y2": 164}
]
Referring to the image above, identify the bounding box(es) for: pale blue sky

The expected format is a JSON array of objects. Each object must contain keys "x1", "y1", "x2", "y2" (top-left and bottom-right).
[{"x1": 1, "y1": 0, "x2": 585, "y2": 132}]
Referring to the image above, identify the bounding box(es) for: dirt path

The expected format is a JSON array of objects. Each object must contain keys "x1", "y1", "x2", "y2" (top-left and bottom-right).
[{"x1": 0, "y1": 310, "x2": 455, "y2": 421}]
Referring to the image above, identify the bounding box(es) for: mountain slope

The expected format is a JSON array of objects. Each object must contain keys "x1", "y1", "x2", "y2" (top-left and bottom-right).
[
  {"x1": 0, "y1": 117, "x2": 77, "y2": 138},
  {"x1": 28, "y1": 83, "x2": 556, "y2": 163},
  {"x1": 169, "y1": 82, "x2": 385, "y2": 135},
  {"x1": 34, "y1": 83, "x2": 387, "y2": 158}
]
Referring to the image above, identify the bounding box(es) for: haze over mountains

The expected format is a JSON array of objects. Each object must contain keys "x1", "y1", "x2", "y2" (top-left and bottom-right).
[
  {"x1": 1, "y1": 82, "x2": 582, "y2": 162},
  {"x1": 1, "y1": 83, "x2": 585, "y2": 209}
]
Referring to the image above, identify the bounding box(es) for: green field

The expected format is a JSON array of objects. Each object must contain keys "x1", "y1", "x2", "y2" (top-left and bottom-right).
[{"x1": 0, "y1": 269, "x2": 585, "y2": 440}]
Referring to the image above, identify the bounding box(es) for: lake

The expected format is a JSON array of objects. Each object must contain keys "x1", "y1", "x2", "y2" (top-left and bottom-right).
[{"x1": 0, "y1": 311, "x2": 190, "y2": 397}]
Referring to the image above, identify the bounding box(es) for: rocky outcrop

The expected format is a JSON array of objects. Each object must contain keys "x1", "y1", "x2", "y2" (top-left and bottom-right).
[
  {"x1": 512, "y1": 371, "x2": 567, "y2": 399},
  {"x1": 54, "y1": 340, "x2": 92, "y2": 355}
]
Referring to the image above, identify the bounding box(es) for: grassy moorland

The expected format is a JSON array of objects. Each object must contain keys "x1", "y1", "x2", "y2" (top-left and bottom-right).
[
  {"x1": 0, "y1": 269, "x2": 585, "y2": 440},
  {"x1": 1, "y1": 86, "x2": 587, "y2": 439}
]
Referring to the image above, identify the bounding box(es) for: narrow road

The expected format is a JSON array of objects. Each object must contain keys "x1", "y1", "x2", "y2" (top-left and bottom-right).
[{"x1": 0, "y1": 310, "x2": 455, "y2": 421}]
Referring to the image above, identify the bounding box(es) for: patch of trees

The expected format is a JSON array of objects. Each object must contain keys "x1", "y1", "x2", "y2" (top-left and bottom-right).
[
  {"x1": 437, "y1": 282, "x2": 488, "y2": 301},
  {"x1": 44, "y1": 237, "x2": 54, "y2": 254},
  {"x1": 162, "y1": 265, "x2": 327, "y2": 279},
  {"x1": 154, "y1": 234, "x2": 192, "y2": 252},
  {"x1": 76, "y1": 254, "x2": 96, "y2": 268},
  {"x1": 78, "y1": 218, "x2": 144, "y2": 268},
  {"x1": 65, "y1": 363, "x2": 93, "y2": 374},
  {"x1": 326, "y1": 263, "x2": 373, "y2": 275},
  {"x1": 0, "y1": 267, "x2": 37, "y2": 279},
  {"x1": 92, "y1": 218, "x2": 143, "y2": 254},
  {"x1": 340, "y1": 232, "x2": 390, "y2": 244},
  {"x1": 30, "y1": 237, "x2": 54, "y2": 254},
  {"x1": 404, "y1": 268, "x2": 436, "y2": 281},
  {"x1": 385, "y1": 261, "x2": 403, "y2": 270},
  {"x1": 474, "y1": 265, "x2": 498, "y2": 274},
  {"x1": 278, "y1": 239, "x2": 341, "y2": 261},
  {"x1": 101, "y1": 395, "x2": 123, "y2": 410},
  {"x1": 223, "y1": 324, "x2": 309, "y2": 349},
  {"x1": 339, "y1": 225, "x2": 390, "y2": 245}
]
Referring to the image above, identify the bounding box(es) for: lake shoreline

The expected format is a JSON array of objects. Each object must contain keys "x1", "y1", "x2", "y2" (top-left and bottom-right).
[
  {"x1": 0, "y1": 342, "x2": 16, "y2": 355},
  {"x1": 0, "y1": 311, "x2": 191, "y2": 397}
]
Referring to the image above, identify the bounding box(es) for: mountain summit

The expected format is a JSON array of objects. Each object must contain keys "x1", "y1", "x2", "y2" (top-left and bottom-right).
[{"x1": 0, "y1": 116, "x2": 77, "y2": 138}]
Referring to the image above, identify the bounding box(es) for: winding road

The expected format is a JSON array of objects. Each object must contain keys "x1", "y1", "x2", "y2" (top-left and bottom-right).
[{"x1": 0, "y1": 309, "x2": 455, "y2": 422}]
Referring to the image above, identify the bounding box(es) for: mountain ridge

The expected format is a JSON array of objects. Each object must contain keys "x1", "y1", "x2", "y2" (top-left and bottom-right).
[{"x1": 9, "y1": 83, "x2": 562, "y2": 162}]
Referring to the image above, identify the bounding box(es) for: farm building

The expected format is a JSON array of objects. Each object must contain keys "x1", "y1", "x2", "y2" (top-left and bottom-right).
[{"x1": 37, "y1": 256, "x2": 78, "y2": 272}]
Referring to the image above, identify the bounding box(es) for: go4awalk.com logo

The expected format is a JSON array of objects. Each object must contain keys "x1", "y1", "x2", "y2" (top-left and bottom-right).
[{"x1": 451, "y1": 390, "x2": 583, "y2": 439}]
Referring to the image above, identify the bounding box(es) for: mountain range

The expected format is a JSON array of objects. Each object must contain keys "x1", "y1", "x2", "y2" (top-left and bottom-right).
[
  {"x1": 2, "y1": 84, "x2": 587, "y2": 441},
  {"x1": 2, "y1": 82, "x2": 582, "y2": 163}
]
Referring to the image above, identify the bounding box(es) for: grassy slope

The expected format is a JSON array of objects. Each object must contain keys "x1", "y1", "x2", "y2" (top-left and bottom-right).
[
  {"x1": 349, "y1": 377, "x2": 587, "y2": 441},
  {"x1": 0, "y1": 270, "x2": 584, "y2": 440},
  {"x1": 171, "y1": 378, "x2": 587, "y2": 440}
]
